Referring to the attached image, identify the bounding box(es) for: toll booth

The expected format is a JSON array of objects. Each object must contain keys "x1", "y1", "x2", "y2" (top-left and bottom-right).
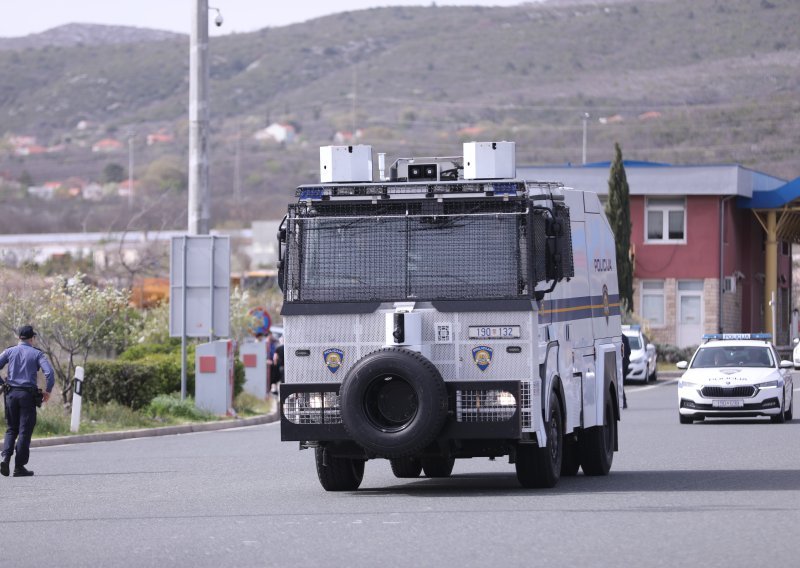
[
  {"x1": 239, "y1": 341, "x2": 268, "y2": 399},
  {"x1": 195, "y1": 339, "x2": 235, "y2": 415}
]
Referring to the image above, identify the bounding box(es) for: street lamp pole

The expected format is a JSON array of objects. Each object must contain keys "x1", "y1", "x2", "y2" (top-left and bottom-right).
[
  {"x1": 581, "y1": 112, "x2": 590, "y2": 165},
  {"x1": 188, "y1": 0, "x2": 210, "y2": 235},
  {"x1": 127, "y1": 132, "x2": 135, "y2": 207}
]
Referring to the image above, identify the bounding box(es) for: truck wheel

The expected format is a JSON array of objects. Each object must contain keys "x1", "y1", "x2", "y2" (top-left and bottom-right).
[
  {"x1": 390, "y1": 457, "x2": 422, "y2": 478},
  {"x1": 341, "y1": 348, "x2": 448, "y2": 459},
  {"x1": 580, "y1": 398, "x2": 615, "y2": 476},
  {"x1": 422, "y1": 457, "x2": 455, "y2": 478},
  {"x1": 515, "y1": 391, "x2": 563, "y2": 488},
  {"x1": 315, "y1": 447, "x2": 365, "y2": 491}
]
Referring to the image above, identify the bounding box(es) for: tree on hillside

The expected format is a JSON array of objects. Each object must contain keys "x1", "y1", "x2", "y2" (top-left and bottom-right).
[
  {"x1": 605, "y1": 142, "x2": 634, "y2": 313},
  {"x1": 103, "y1": 162, "x2": 126, "y2": 183}
]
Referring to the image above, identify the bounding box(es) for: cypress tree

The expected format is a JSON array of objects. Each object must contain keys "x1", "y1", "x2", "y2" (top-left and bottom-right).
[{"x1": 605, "y1": 142, "x2": 634, "y2": 313}]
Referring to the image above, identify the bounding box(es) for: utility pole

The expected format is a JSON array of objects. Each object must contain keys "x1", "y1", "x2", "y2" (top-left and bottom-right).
[
  {"x1": 581, "y1": 112, "x2": 590, "y2": 165},
  {"x1": 127, "y1": 131, "x2": 135, "y2": 207},
  {"x1": 189, "y1": 0, "x2": 210, "y2": 235}
]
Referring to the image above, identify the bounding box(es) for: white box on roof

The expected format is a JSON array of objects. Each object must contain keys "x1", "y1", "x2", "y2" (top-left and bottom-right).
[
  {"x1": 320, "y1": 145, "x2": 373, "y2": 183},
  {"x1": 463, "y1": 141, "x2": 516, "y2": 180}
]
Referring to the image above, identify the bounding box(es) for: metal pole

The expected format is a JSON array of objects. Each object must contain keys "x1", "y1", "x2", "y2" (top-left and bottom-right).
[
  {"x1": 127, "y1": 133, "x2": 134, "y2": 207},
  {"x1": 181, "y1": 236, "x2": 188, "y2": 400},
  {"x1": 209, "y1": 235, "x2": 216, "y2": 343},
  {"x1": 189, "y1": 0, "x2": 210, "y2": 235},
  {"x1": 581, "y1": 112, "x2": 589, "y2": 165}
]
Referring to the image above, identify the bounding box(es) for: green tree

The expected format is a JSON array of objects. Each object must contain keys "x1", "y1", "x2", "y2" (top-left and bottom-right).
[
  {"x1": 605, "y1": 142, "x2": 634, "y2": 313},
  {"x1": 25, "y1": 275, "x2": 133, "y2": 403},
  {"x1": 103, "y1": 162, "x2": 126, "y2": 183}
]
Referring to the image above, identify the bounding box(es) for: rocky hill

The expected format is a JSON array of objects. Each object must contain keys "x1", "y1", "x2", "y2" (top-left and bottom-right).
[
  {"x1": 0, "y1": 0, "x2": 798, "y2": 234},
  {"x1": 0, "y1": 23, "x2": 182, "y2": 50}
]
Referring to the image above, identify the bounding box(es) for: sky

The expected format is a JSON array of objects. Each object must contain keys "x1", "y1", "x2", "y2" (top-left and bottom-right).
[{"x1": 0, "y1": 1, "x2": 535, "y2": 38}]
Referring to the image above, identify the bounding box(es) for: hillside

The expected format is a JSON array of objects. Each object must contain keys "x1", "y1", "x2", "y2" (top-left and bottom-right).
[
  {"x1": 0, "y1": 0, "x2": 798, "y2": 234},
  {"x1": 0, "y1": 23, "x2": 182, "y2": 50}
]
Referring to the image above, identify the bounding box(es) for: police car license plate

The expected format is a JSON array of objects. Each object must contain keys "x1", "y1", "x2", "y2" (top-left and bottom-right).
[
  {"x1": 468, "y1": 326, "x2": 520, "y2": 339},
  {"x1": 712, "y1": 399, "x2": 744, "y2": 408}
]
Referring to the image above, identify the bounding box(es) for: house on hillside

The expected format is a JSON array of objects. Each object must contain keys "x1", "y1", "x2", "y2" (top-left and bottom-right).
[
  {"x1": 518, "y1": 161, "x2": 794, "y2": 348},
  {"x1": 92, "y1": 138, "x2": 123, "y2": 153},
  {"x1": 333, "y1": 129, "x2": 363, "y2": 144},
  {"x1": 254, "y1": 123, "x2": 296, "y2": 144},
  {"x1": 146, "y1": 132, "x2": 174, "y2": 146},
  {"x1": 27, "y1": 181, "x2": 62, "y2": 200}
]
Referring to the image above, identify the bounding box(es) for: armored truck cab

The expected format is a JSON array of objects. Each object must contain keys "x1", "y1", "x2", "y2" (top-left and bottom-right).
[{"x1": 277, "y1": 142, "x2": 623, "y2": 491}]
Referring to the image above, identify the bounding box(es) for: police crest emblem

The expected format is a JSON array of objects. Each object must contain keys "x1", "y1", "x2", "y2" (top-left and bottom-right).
[
  {"x1": 472, "y1": 346, "x2": 493, "y2": 371},
  {"x1": 323, "y1": 348, "x2": 344, "y2": 374}
]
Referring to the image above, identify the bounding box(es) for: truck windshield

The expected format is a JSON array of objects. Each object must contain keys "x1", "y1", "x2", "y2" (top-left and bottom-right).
[{"x1": 283, "y1": 200, "x2": 531, "y2": 303}]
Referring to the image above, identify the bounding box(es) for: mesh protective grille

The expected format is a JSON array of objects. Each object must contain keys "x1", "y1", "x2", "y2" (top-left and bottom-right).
[{"x1": 283, "y1": 200, "x2": 530, "y2": 304}]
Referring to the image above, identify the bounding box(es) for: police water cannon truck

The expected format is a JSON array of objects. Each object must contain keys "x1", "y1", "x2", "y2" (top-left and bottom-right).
[{"x1": 277, "y1": 141, "x2": 623, "y2": 491}]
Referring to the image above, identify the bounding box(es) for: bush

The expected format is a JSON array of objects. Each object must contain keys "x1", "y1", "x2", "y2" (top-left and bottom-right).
[
  {"x1": 85, "y1": 341, "x2": 245, "y2": 409},
  {"x1": 146, "y1": 394, "x2": 216, "y2": 421},
  {"x1": 83, "y1": 359, "x2": 181, "y2": 410},
  {"x1": 656, "y1": 343, "x2": 697, "y2": 363}
]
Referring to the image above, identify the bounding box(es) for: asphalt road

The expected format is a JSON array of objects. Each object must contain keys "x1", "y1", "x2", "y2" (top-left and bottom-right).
[{"x1": 2, "y1": 377, "x2": 800, "y2": 568}]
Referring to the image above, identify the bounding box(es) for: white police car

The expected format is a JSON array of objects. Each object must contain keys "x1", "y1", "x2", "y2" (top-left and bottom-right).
[
  {"x1": 677, "y1": 334, "x2": 794, "y2": 424},
  {"x1": 622, "y1": 325, "x2": 657, "y2": 383}
]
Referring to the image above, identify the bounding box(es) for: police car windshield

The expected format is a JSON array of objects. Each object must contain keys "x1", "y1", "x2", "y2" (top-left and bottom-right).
[
  {"x1": 691, "y1": 346, "x2": 774, "y2": 368},
  {"x1": 625, "y1": 334, "x2": 642, "y2": 350}
]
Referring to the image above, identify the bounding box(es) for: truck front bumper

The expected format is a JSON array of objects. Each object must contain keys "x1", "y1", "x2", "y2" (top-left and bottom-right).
[{"x1": 280, "y1": 380, "x2": 524, "y2": 443}]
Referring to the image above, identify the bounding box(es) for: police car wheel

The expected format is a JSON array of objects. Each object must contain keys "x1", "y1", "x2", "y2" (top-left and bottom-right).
[
  {"x1": 785, "y1": 401, "x2": 793, "y2": 421},
  {"x1": 771, "y1": 401, "x2": 787, "y2": 424},
  {"x1": 422, "y1": 456, "x2": 455, "y2": 478},
  {"x1": 390, "y1": 457, "x2": 422, "y2": 478},
  {"x1": 580, "y1": 398, "x2": 615, "y2": 476},
  {"x1": 314, "y1": 447, "x2": 365, "y2": 491},
  {"x1": 515, "y1": 391, "x2": 563, "y2": 488},
  {"x1": 340, "y1": 348, "x2": 448, "y2": 459}
]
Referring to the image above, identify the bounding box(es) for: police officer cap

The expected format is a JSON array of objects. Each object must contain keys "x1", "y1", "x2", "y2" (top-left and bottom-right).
[{"x1": 18, "y1": 325, "x2": 37, "y2": 340}]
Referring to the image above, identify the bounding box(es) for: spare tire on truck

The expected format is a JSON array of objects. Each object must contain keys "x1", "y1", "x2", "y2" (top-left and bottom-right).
[{"x1": 340, "y1": 347, "x2": 449, "y2": 459}]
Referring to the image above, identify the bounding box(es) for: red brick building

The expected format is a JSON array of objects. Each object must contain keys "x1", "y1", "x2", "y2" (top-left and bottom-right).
[{"x1": 519, "y1": 162, "x2": 793, "y2": 348}]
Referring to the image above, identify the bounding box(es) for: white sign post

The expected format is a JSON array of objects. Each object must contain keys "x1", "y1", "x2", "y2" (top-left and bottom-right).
[
  {"x1": 170, "y1": 235, "x2": 231, "y2": 399},
  {"x1": 70, "y1": 366, "x2": 84, "y2": 433}
]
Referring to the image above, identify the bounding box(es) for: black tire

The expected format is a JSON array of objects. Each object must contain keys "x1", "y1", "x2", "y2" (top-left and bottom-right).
[
  {"x1": 679, "y1": 414, "x2": 694, "y2": 424},
  {"x1": 421, "y1": 457, "x2": 455, "y2": 478},
  {"x1": 580, "y1": 398, "x2": 615, "y2": 476},
  {"x1": 785, "y1": 399, "x2": 793, "y2": 421},
  {"x1": 771, "y1": 400, "x2": 787, "y2": 423},
  {"x1": 560, "y1": 438, "x2": 581, "y2": 477},
  {"x1": 315, "y1": 447, "x2": 365, "y2": 491},
  {"x1": 340, "y1": 348, "x2": 448, "y2": 458},
  {"x1": 516, "y1": 391, "x2": 563, "y2": 488},
  {"x1": 649, "y1": 366, "x2": 658, "y2": 382},
  {"x1": 390, "y1": 457, "x2": 422, "y2": 478}
]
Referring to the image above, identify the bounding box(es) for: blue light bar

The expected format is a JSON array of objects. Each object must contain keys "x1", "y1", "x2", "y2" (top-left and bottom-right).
[
  {"x1": 491, "y1": 182, "x2": 518, "y2": 195},
  {"x1": 702, "y1": 333, "x2": 772, "y2": 342},
  {"x1": 299, "y1": 187, "x2": 324, "y2": 201}
]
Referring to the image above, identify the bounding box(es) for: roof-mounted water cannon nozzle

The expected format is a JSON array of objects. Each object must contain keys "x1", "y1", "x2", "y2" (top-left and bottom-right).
[{"x1": 378, "y1": 153, "x2": 386, "y2": 182}]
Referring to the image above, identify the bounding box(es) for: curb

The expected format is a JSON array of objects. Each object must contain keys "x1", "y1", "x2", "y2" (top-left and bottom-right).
[{"x1": 31, "y1": 408, "x2": 279, "y2": 448}]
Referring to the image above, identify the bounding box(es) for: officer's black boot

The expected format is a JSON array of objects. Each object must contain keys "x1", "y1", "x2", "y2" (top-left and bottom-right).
[
  {"x1": 13, "y1": 465, "x2": 33, "y2": 477},
  {"x1": 0, "y1": 460, "x2": 8, "y2": 477}
]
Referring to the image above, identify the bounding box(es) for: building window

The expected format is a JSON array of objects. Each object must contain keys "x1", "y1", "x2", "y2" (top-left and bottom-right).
[
  {"x1": 645, "y1": 197, "x2": 685, "y2": 243},
  {"x1": 641, "y1": 280, "x2": 665, "y2": 327}
]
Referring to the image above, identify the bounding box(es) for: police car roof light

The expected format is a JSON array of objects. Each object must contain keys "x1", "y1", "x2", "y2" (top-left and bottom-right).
[{"x1": 702, "y1": 333, "x2": 772, "y2": 342}]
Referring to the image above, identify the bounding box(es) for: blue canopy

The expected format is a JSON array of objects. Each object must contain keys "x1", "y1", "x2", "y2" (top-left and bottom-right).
[{"x1": 739, "y1": 177, "x2": 800, "y2": 209}]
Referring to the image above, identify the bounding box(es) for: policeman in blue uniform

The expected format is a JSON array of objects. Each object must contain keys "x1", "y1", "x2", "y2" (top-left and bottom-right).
[{"x1": 0, "y1": 325, "x2": 55, "y2": 477}]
